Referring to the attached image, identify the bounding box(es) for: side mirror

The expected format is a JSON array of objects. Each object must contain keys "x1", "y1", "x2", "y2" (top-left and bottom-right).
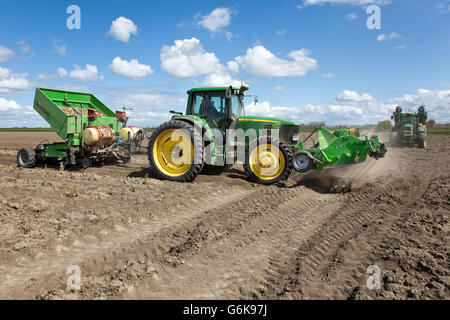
[{"x1": 254, "y1": 96, "x2": 258, "y2": 105}]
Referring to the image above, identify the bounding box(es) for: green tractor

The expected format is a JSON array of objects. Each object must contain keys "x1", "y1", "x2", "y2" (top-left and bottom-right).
[
  {"x1": 390, "y1": 106, "x2": 427, "y2": 148},
  {"x1": 148, "y1": 85, "x2": 387, "y2": 184}
]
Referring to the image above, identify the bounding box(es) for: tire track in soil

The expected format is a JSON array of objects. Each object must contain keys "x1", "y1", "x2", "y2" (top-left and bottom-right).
[
  {"x1": 259, "y1": 179, "x2": 433, "y2": 300},
  {"x1": 0, "y1": 186, "x2": 254, "y2": 299},
  {"x1": 35, "y1": 184, "x2": 315, "y2": 299},
  {"x1": 121, "y1": 188, "x2": 343, "y2": 299},
  {"x1": 0, "y1": 182, "x2": 308, "y2": 299}
]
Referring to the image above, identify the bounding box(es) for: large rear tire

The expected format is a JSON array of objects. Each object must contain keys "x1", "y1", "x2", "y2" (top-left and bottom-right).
[
  {"x1": 17, "y1": 146, "x2": 36, "y2": 168},
  {"x1": 244, "y1": 137, "x2": 291, "y2": 185},
  {"x1": 148, "y1": 120, "x2": 203, "y2": 182}
]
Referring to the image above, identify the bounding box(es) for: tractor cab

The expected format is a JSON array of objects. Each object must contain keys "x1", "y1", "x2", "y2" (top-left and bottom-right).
[{"x1": 185, "y1": 85, "x2": 247, "y2": 132}]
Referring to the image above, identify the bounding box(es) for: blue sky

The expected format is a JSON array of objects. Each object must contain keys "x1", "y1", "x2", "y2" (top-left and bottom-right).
[{"x1": 0, "y1": 0, "x2": 449, "y2": 127}]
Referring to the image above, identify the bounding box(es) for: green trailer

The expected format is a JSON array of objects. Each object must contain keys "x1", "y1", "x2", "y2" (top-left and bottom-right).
[
  {"x1": 17, "y1": 87, "x2": 144, "y2": 170},
  {"x1": 148, "y1": 85, "x2": 387, "y2": 184}
]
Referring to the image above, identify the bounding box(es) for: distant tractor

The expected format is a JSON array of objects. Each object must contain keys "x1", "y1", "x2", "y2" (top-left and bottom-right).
[
  {"x1": 390, "y1": 106, "x2": 428, "y2": 148},
  {"x1": 148, "y1": 85, "x2": 387, "y2": 185}
]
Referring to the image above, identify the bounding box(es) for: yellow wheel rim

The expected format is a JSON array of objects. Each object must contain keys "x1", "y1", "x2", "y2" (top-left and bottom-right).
[
  {"x1": 249, "y1": 143, "x2": 285, "y2": 180},
  {"x1": 153, "y1": 129, "x2": 194, "y2": 177}
]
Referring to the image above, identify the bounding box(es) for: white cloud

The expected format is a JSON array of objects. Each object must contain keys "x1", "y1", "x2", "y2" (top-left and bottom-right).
[
  {"x1": 345, "y1": 13, "x2": 358, "y2": 20},
  {"x1": 0, "y1": 98, "x2": 44, "y2": 127},
  {"x1": 198, "y1": 7, "x2": 231, "y2": 32},
  {"x1": 109, "y1": 57, "x2": 153, "y2": 80},
  {"x1": 336, "y1": 90, "x2": 373, "y2": 102},
  {"x1": 58, "y1": 45, "x2": 67, "y2": 56},
  {"x1": 57, "y1": 68, "x2": 69, "y2": 78},
  {"x1": 0, "y1": 66, "x2": 32, "y2": 93},
  {"x1": 390, "y1": 89, "x2": 450, "y2": 122},
  {"x1": 377, "y1": 32, "x2": 402, "y2": 42},
  {"x1": 160, "y1": 38, "x2": 222, "y2": 78},
  {"x1": 108, "y1": 17, "x2": 138, "y2": 42},
  {"x1": 235, "y1": 45, "x2": 318, "y2": 77},
  {"x1": 16, "y1": 40, "x2": 33, "y2": 59},
  {"x1": 276, "y1": 28, "x2": 287, "y2": 36},
  {"x1": 0, "y1": 66, "x2": 11, "y2": 79},
  {"x1": 0, "y1": 97, "x2": 21, "y2": 111},
  {"x1": 322, "y1": 72, "x2": 336, "y2": 78},
  {"x1": 274, "y1": 86, "x2": 284, "y2": 91},
  {"x1": 437, "y1": 1, "x2": 450, "y2": 13},
  {"x1": 160, "y1": 38, "x2": 239, "y2": 86},
  {"x1": 99, "y1": 87, "x2": 187, "y2": 127},
  {"x1": 0, "y1": 46, "x2": 15, "y2": 63},
  {"x1": 53, "y1": 40, "x2": 67, "y2": 56},
  {"x1": 227, "y1": 61, "x2": 239, "y2": 72},
  {"x1": 70, "y1": 64, "x2": 103, "y2": 82},
  {"x1": 202, "y1": 72, "x2": 240, "y2": 87},
  {"x1": 303, "y1": 0, "x2": 390, "y2": 6},
  {"x1": 37, "y1": 73, "x2": 54, "y2": 80},
  {"x1": 37, "y1": 68, "x2": 69, "y2": 81},
  {"x1": 328, "y1": 104, "x2": 363, "y2": 115}
]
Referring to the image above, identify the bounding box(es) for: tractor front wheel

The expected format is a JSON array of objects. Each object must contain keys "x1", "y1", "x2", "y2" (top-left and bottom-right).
[
  {"x1": 245, "y1": 137, "x2": 291, "y2": 185},
  {"x1": 148, "y1": 120, "x2": 203, "y2": 182}
]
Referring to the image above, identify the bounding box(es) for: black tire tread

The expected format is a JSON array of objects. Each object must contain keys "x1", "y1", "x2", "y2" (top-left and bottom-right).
[
  {"x1": 17, "y1": 146, "x2": 36, "y2": 168},
  {"x1": 148, "y1": 120, "x2": 203, "y2": 182},
  {"x1": 244, "y1": 137, "x2": 292, "y2": 185}
]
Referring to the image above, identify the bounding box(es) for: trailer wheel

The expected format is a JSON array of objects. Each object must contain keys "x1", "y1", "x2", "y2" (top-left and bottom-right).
[
  {"x1": 17, "y1": 147, "x2": 36, "y2": 168},
  {"x1": 245, "y1": 137, "x2": 291, "y2": 185},
  {"x1": 292, "y1": 151, "x2": 314, "y2": 173},
  {"x1": 81, "y1": 157, "x2": 92, "y2": 169}
]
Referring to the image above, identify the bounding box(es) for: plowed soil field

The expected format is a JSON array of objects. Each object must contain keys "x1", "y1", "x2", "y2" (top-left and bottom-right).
[{"x1": 0, "y1": 132, "x2": 448, "y2": 300}]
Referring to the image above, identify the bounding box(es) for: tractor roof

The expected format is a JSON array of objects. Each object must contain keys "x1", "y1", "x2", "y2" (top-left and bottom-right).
[{"x1": 188, "y1": 84, "x2": 249, "y2": 94}]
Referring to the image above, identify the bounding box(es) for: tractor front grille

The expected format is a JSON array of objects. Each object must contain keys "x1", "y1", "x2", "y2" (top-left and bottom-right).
[{"x1": 280, "y1": 125, "x2": 300, "y2": 145}]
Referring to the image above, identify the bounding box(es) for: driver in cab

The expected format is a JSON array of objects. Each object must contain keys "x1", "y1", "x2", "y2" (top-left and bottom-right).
[{"x1": 202, "y1": 96, "x2": 223, "y2": 122}]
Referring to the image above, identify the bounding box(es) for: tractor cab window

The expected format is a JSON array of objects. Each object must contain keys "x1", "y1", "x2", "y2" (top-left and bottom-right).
[
  {"x1": 190, "y1": 91, "x2": 226, "y2": 130},
  {"x1": 192, "y1": 94, "x2": 204, "y2": 115},
  {"x1": 230, "y1": 95, "x2": 244, "y2": 118},
  {"x1": 191, "y1": 92, "x2": 225, "y2": 119}
]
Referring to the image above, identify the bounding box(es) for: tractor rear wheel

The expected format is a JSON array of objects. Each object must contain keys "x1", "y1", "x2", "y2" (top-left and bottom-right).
[
  {"x1": 245, "y1": 137, "x2": 291, "y2": 185},
  {"x1": 148, "y1": 120, "x2": 203, "y2": 182},
  {"x1": 17, "y1": 146, "x2": 36, "y2": 168}
]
